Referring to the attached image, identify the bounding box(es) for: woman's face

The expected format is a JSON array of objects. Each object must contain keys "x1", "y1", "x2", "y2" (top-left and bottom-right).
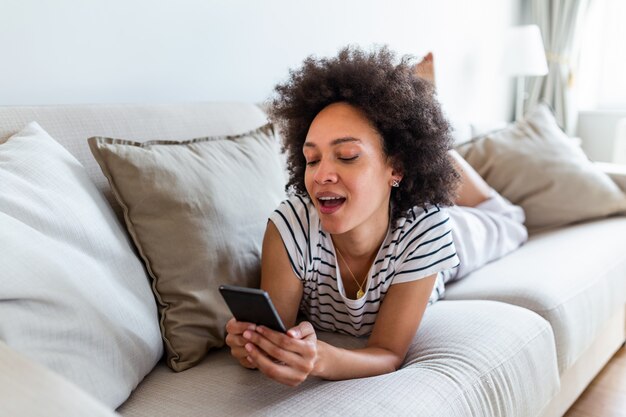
[{"x1": 303, "y1": 102, "x2": 400, "y2": 236}]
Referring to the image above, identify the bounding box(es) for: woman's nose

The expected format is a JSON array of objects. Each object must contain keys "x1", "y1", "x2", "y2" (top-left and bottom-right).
[{"x1": 313, "y1": 159, "x2": 338, "y2": 184}]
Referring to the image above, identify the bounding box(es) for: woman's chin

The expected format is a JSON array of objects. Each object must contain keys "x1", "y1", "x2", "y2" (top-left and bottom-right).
[{"x1": 318, "y1": 217, "x2": 350, "y2": 235}]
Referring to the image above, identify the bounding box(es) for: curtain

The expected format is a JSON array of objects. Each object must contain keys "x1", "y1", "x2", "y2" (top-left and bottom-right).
[{"x1": 526, "y1": 0, "x2": 591, "y2": 135}]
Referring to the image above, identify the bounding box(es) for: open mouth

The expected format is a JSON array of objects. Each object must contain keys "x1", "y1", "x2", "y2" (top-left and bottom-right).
[{"x1": 318, "y1": 196, "x2": 346, "y2": 214}]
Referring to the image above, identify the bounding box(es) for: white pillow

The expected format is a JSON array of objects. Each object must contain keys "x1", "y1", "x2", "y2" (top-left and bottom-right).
[
  {"x1": 0, "y1": 341, "x2": 119, "y2": 417},
  {"x1": 0, "y1": 122, "x2": 163, "y2": 408}
]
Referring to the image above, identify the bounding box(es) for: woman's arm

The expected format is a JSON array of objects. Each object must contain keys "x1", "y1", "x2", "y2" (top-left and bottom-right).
[
  {"x1": 247, "y1": 274, "x2": 436, "y2": 381},
  {"x1": 241, "y1": 221, "x2": 436, "y2": 383},
  {"x1": 313, "y1": 275, "x2": 436, "y2": 379},
  {"x1": 259, "y1": 221, "x2": 304, "y2": 329}
]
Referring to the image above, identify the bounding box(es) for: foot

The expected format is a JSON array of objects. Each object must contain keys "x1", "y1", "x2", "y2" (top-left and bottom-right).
[
  {"x1": 413, "y1": 52, "x2": 436, "y2": 87},
  {"x1": 448, "y1": 150, "x2": 492, "y2": 207}
]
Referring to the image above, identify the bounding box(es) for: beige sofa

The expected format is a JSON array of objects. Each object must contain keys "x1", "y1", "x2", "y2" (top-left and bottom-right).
[{"x1": 1, "y1": 102, "x2": 625, "y2": 417}]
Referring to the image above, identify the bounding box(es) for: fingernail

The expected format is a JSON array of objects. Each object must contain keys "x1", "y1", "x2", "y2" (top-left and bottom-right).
[
  {"x1": 243, "y1": 331, "x2": 251, "y2": 339},
  {"x1": 248, "y1": 325, "x2": 256, "y2": 331},
  {"x1": 245, "y1": 343, "x2": 253, "y2": 352}
]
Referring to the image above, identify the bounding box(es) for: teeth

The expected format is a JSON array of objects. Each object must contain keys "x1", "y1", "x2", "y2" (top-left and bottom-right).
[{"x1": 319, "y1": 196, "x2": 343, "y2": 201}]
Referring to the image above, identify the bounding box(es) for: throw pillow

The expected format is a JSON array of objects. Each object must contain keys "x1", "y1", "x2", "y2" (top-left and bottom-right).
[
  {"x1": 0, "y1": 122, "x2": 163, "y2": 408},
  {"x1": 88, "y1": 124, "x2": 286, "y2": 372},
  {"x1": 456, "y1": 104, "x2": 626, "y2": 232}
]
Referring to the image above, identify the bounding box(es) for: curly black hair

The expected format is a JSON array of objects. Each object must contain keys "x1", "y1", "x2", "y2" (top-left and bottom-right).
[{"x1": 267, "y1": 45, "x2": 459, "y2": 222}]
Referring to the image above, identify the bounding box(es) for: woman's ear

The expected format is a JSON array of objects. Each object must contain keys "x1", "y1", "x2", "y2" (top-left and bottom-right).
[
  {"x1": 387, "y1": 156, "x2": 404, "y2": 185},
  {"x1": 391, "y1": 165, "x2": 403, "y2": 182},
  {"x1": 390, "y1": 168, "x2": 403, "y2": 188}
]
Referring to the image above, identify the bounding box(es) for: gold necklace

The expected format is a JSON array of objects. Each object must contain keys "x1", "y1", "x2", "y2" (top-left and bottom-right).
[{"x1": 334, "y1": 245, "x2": 367, "y2": 299}]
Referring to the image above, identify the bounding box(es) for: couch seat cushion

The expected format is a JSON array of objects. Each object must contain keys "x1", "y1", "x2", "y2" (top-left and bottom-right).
[
  {"x1": 118, "y1": 300, "x2": 558, "y2": 417},
  {"x1": 446, "y1": 217, "x2": 626, "y2": 373}
]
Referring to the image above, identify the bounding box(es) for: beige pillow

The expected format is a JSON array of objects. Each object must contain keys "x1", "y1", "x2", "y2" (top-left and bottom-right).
[
  {"x1": 88, "y1": 124, "x2": 286, "y2": 371},
  {"x1": 456, "y1": 104, "x2": 626, "y2": 233}
]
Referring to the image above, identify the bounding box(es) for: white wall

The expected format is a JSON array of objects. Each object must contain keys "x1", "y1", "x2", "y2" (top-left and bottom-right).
[{"x1": 0, "y1": 0, "x2": 520, "y2": 123}]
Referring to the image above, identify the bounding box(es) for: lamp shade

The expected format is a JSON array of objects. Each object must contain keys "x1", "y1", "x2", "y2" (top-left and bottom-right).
[{"x1": 501, "y1": 25, "x2": 549, "y2": 76}]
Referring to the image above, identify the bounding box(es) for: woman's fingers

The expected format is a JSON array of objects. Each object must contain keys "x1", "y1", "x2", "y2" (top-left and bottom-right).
[
  {"x1": 238, "y1": 355, "x2": 257, "y2": 370},
  {"x1": 225, "y1": 318, "x2": 256, "y2": 335},
  {"x1": 244, "y1": 324, "x2": 317, "y2": 375},
  {"x1": 257, "y1": 325, "x2": 316, "y2": 358},
  {"x1": 225, "y1": 318, "x2": 256, "y2": 349},
  {"x1": 245, "y1": 343, "x2": 309, "y2": 387},
  {"x1": 225, "y1": 330, "x2": 252, "y2": 347},
  {"x1": 227, "y1": 319, "x2": 318, "y2": 382},
  {"x1": 259, "y1": 323, "x2": 317, "y2": 363},
  {"x1": 225, "y1": 318, "x2": 259, "y2": 369},
  {"x1": 287, "y1": 321, "x2": 315, "y2": 340},
  {"x1": 243, "y1": 329, "x2": 303, "y2": 366}
]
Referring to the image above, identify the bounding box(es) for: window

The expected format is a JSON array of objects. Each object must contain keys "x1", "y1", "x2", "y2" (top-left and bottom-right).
[{"x1": 578, "y1": 0, "x2": 626, "y2": 110}]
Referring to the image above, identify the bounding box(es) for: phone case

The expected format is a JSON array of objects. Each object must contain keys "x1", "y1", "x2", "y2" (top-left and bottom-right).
[{"x1": 219, "y1": 285, "x2": 287, "y2": 332}]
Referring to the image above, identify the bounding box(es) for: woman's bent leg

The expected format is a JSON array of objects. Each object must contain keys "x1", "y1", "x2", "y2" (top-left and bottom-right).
[
  {"x1": 448, "y1": 149, "x2": 492, "y2": 207},
  {"x1": 442, "y1": 190, "x2": 528, "y2": 284}
]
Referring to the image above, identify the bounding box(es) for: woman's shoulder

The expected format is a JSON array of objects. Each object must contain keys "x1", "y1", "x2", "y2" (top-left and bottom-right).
[
  {"x1": 389, "y1": 203, "x2": 458, "y2": 284},
  {"x1": 270, "y1": 194, "x2": 319, "y2": 237},
  {"x1": 392, "y1": 204, "x2": 451, "y2": 235},
  {"x1": 273, "y1": 194, "x2": 314, "y2": 217}
]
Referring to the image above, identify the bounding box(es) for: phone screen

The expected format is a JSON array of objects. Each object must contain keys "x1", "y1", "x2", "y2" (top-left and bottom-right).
[{"x1": 219, "y1": 285, "x2": 287, "y2": 333}]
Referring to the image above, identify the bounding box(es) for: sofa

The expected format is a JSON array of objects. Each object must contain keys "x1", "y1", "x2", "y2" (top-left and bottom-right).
[{"x1": 1, "y1": 102, "x2": 625, "y2": 417}]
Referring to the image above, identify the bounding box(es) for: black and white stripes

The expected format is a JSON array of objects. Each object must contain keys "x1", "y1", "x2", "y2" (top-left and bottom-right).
[{"x1": 269, "y1": 196, "x2": 459, "y2": 337}]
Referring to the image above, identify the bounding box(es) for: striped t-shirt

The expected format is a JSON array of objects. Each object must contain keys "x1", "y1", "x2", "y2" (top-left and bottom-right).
[{"x1": 269, "y1": 195, "x2": 459, "y2": 337}]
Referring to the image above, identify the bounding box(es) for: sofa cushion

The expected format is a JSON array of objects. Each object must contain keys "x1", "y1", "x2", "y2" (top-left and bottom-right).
[
  {"x1": 0, "y1": 102, "x2": 269, "y2": 220},
  {"x1": 0, "y1": 122, "x2": 163, "y2": 408},
  {"x1": 117, "y1": 300, "x2": 558, "y2": 417},
  {"x1": 88, "y1": 125, "x2": 287, "y2": 372},
  {"x1": 0, "y1": 341, "x2": 119, "y2": 417},
  {"x1": 445, "y1": 217, "x2": 626, "y2": 373},
  {"x1": 455, "y1": 104, "x2": 626, "y2": 233}
]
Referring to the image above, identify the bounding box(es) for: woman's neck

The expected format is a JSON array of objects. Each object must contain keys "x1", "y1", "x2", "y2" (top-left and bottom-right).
[{"x1": 332, "y1": 208, "x2": 390, "y2": 261}]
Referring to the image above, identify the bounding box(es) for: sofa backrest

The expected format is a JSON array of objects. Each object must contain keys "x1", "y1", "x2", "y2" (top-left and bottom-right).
[{"x1": 0, "y1": 102, "x2": 269, "y2": 219}]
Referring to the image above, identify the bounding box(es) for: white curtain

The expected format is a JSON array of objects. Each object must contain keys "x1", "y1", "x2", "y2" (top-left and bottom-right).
[{"x1": 526, "y1": 0, "x2": 591, "y2": 134}]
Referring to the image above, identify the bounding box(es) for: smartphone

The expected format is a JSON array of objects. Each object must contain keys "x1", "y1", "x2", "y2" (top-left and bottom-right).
[{"x1": 219, "y1": 285, "x2": 287, "y2": 333}]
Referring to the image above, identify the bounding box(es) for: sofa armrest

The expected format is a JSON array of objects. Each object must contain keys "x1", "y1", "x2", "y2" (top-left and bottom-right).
[
  {"x1": 596, "y1": 162, "x2": 626, "y2": 192},
  {"x1": 0, "y1": 342, "x2": 119, "y2": 417}
]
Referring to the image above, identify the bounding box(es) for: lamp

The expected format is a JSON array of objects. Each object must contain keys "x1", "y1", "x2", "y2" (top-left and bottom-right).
[{"x1": 501, "y1": 25, "x2": 549, "y2": 121}]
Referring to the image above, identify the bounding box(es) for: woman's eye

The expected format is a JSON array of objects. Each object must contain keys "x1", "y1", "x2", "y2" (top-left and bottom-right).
[
  {"x1": 339, "y1": 155, "x2": 359, "y2": 162},
  {"x1": 306, "y1": 160, "x2": 319, "y2": 166}
]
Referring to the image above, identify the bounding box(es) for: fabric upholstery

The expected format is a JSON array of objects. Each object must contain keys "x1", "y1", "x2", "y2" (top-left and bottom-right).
[
  {"x1": 118, "y1": 300, "x2": 558, "y2": 417},
  {"x1": 0, "y1": 123, "x2": 163, "y2": 407},
  {"x1": 596, "y1": 161, "x2": 626, "y2": 192},
  {"x1": 446, "y1": 216, "x2": 626, "y2": 373},
  {"x1": 88, "y1": 125, "x2": 286, "y2": 371},
  {"x1": 0, "y1": 341, "x2": 120, "y2": 417},
  {"x1": 456, "y1": 104, "x2": 626, "y2": 233},
  {"x1": 2, "y1": 102, "x2": 623, "y2": 417},
  {"x1": 0, "y1": 102, "x2": 268, "y2": 220}
]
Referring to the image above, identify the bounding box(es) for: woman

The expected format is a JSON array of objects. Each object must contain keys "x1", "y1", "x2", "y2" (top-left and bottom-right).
[{"x1": 225, "y1": 46, "x2": 527, "y2": 386}]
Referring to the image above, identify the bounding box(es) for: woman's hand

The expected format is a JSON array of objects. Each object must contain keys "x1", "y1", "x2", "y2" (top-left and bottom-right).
[
  {"x1": 243, "y1": 321, "x2": 319, "y2": 387},
  {"x1": 225, "y1": 318, "x2": 258, "y2": 370}
]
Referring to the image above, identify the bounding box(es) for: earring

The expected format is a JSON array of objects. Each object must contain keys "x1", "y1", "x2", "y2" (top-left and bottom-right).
[{"x1": 391, "y1": 179, "x2": 400, "y2": 188}]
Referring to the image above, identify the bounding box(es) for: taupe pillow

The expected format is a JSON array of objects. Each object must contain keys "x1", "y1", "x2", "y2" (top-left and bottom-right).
[
  {"x1": 456, "y1": 104, "x2": 626, "y2": 233},
  {"x1": 88, "y1": 124, "x2": 286, "y2": 371}
]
